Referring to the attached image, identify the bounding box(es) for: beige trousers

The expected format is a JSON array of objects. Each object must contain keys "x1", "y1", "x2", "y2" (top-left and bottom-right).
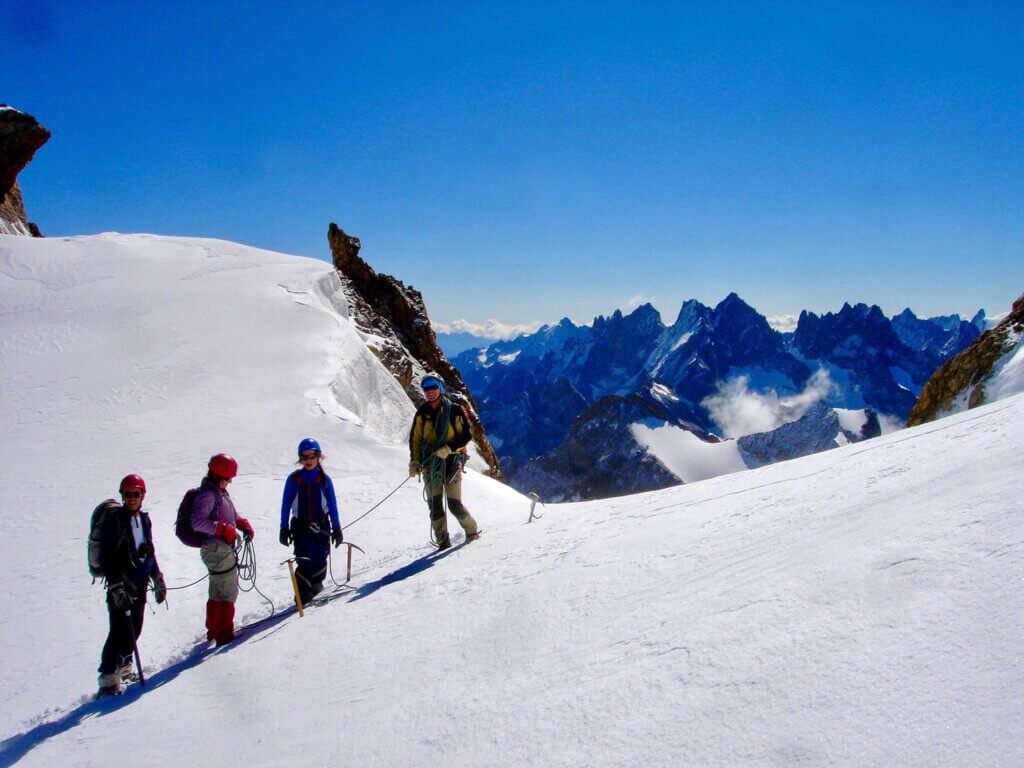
[{"x1": 200, "y1": 539, "x2": 238, "y2": 602}]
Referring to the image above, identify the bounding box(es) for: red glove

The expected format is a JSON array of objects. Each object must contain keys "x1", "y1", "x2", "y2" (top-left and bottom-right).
[
  {"x1": 237, "y1": 517, "x2": 254, "y2": 540},
  {"x1": 215, "y1": 520, "x2": 237, "y2": 546}
]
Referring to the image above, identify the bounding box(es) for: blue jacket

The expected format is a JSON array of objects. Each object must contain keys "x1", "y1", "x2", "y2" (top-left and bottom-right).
[{"x1": 280, "y1": 467, "x2": 340, "y2": 530}]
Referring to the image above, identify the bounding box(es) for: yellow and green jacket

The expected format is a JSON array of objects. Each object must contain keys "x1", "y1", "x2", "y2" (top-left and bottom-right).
[{"x1": 409, "y1": 396, "x2": 472, "y2": 464}]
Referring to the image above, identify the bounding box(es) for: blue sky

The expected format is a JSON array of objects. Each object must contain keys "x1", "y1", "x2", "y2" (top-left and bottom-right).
[{"x1": 4, "y1": 1, "x2": 1022, "y2": 331}]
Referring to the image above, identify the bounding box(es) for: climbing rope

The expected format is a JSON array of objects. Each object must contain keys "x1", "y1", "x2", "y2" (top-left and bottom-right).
[
  {"x1": 236, "y1": 536, "x2": 274, "y2": 614},
  {"x1": 341, "y1": 476, "x2": 411, "y2": 531}
]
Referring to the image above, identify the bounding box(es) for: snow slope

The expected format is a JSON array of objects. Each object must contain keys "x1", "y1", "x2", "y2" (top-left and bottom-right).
[{"x1": 2, "y1": 234, "x2": 1023, "y2": 767}]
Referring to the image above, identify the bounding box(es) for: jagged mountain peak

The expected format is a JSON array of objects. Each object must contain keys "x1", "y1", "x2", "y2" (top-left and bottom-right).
[
  {"x1": 794, "y1": 301, "x2": 902, "y2": 355},
  {"x1": 596, "y1": 302, "x2": 663, "y2": 329},
  {"x1": 711, "y1": 292, "x2": 769, "y2": 331},
  {"x1": 669, "y1": 299, "x2": 712, "y2": 335}
]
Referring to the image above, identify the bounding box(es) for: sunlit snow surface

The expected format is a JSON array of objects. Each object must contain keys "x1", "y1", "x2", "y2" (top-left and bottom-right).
[{"x1": 2, "y1": 234, "x2": 1022, "y2": 767}]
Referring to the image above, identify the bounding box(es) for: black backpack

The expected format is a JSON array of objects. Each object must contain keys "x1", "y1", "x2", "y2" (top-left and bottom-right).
[{"x1": 87, "y1": 499, "x2": 121, "y2": 578}]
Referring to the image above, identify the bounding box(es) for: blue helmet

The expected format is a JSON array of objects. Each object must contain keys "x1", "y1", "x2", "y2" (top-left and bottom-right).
[
  {"x1": 421, "y1": 375, "x2": 445, "y2": 394},
  {"x1": 297, "y1": 437, "x2": 321, "y2": 456}
]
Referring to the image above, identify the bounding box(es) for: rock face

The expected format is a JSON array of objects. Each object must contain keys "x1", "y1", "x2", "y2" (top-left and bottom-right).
[
  {"x1": 907, "y1": 293, "x2": 1024, "y2": 427},
  {"x1": 791, "y1": 302, "x2": 933, "y2": 418},
  {"x1": 503, "y1": 393, "x2": 692, "y2": 501},
  {"x1": 891, "y1": 308, "x2": 981, "y2": 361},
  {"x1": 738, "y1": 403, "x2": 881, "y2": 467},
  {"x1": 327, "y1": 223, "x2": 502, "y2": 478},
  {"x1": 0, "y1": 106, "x2": 50, "y2": 237}
]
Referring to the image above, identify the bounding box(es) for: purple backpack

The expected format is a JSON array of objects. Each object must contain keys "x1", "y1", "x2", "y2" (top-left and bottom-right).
[{"x1": 174, "y1": 488, "x2": 217, "y2": 548}]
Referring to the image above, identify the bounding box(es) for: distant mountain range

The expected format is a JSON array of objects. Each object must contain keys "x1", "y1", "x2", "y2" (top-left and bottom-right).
[{"x1": 450, "y1": 296, "x2": 986, "y2": 500}]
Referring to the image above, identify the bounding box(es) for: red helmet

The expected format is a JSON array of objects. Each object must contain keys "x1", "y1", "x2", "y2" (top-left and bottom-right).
[
  {"x1": 119, "y1": 474, "x2": 147, "y2": 494},
  {"x1": 208, "y1": 453, "x2": 238, "y2": 479}
]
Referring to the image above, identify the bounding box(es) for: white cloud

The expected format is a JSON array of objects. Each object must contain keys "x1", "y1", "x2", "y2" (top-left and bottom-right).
[
  {"x1": 701, "y1": 369, "x2": 836, "y2": 438},
  {"x1": 767, "y1": 314, "x2": 800, "y2": 332},
  {"x1": 434, "y1": 318, "x2": 546, "y2": 340}
]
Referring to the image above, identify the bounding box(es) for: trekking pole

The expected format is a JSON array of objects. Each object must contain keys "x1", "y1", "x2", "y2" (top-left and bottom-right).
[
  {"x1": 124, "y1": 608, "x2": 146, "y2": 687},
  {"x1": 283, "y1": 558, "x2": 304, "y2": 617}
]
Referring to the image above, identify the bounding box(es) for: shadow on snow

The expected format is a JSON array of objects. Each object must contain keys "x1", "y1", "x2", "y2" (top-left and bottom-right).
[
  {"x1": 0, "y1": 546, "x2": 450, "y2": 765},
  {"x1": 0, "y1": 607, "x2": 295, "y2": 768},
  {"x1": 347, "y1": 545, "x2": 459, "y2": 603}
]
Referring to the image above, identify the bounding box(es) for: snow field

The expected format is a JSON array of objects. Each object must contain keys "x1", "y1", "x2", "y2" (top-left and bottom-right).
[{"x1": 2, "y1": 234, "x2": 1022, "y2": 767}]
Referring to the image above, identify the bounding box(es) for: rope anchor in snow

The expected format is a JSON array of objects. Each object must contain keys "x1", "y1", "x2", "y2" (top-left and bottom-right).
[{"x1": 528, "y1": 492, "x2": 544, "y2": 523}]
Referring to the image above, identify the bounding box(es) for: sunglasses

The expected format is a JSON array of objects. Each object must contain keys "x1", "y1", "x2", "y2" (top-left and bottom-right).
[
  {"x1": 122, "y1": 490, "x2": 143, "y2": 499},
  {"x1": 423, "y1": 385, "x2": 440, "y2": 392},
  {"x1": 299, "y1": 452, "x2": 319, "y2": 460}
]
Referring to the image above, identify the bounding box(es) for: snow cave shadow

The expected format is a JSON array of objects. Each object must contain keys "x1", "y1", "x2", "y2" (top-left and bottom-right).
[
  {"x1": 0, "y1": 615, "x2": 288, "y2": 768},
  {"x1": 348, "y1": 546, "x2": 460, "y2": 603}
]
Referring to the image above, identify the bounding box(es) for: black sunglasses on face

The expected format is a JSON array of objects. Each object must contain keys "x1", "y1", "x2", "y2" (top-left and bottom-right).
[
  {"x1": 300, "y1": 452, "x2": 319, "y2": 460},
  {"x1": 122, "y1": 490, "x2": 143, "y2": 499}
]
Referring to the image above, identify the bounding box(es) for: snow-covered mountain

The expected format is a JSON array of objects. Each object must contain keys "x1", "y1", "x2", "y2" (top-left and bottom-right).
[
  {"x1": 891, "y1": 307, "x2": 982, "y2": 358},
  {"x1": 3, "y1": 233, "x2": 1022, "y2": 767},
  {"x1": 454, "y1": 296, "x2": 983, "y2": 498},
  {"x1": 508, "y1": 397, "x2": 880, "y2": 502}
]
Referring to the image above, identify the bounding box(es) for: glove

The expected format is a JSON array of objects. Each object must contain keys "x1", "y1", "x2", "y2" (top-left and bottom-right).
[
  {"x1": 152, "y1": 573, "x2": 167, "y2": 604},
  {"x1": 408, "y1": 460, "x2": 421, "y2": 477},
  {"x1": 433, "y1": 446, "x2": 452, "y2": 460},
  {"x1": 279, "y1": 528, "x2": 292, "y2": 546},
  {"x1": 237, "y1": 517, "x2": 254, "y2": 541},
  {"x1": 137, "y1": 541, "x2": 153, "y2": 559},
  {"x1": 331, "y1": 527, "x2": 343, "y2": 548},
  {"x1": 215, "y1": 521, "x2": 237, "y2": 546},
  {"x1": 108, "y1": 582, "x2": 131, "y2": 610}
]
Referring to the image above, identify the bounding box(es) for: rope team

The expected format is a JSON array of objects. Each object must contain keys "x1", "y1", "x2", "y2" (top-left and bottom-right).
[{"x1": 88, "y1": 373, "x2": 483, "y2": 698}]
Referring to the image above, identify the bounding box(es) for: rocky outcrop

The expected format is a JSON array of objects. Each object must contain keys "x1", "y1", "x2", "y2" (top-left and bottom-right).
[
  {"x1": 503, "y1": 393, "x2": 688, "y2": 502},
  {"x1": 327, "y1": 223, "x2": 502, "y2": 478},
  {"x1": 738, "y1": 403, "x2": 880, "y2": 467},
  {"x1": 0, "y1": 106, "x2": 50, "y2": 237},
  {"x1": 907, "y1": 293, "x2": 1024, "y2": 427}
]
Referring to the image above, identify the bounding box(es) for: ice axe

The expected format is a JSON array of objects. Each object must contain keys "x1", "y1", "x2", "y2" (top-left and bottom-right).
[
  {"x1": 282, "y1": 557, "x2": 304, "y2": 617},
  {"x1": 343, "y1": 542, "x2": 365, "y2": 583}
]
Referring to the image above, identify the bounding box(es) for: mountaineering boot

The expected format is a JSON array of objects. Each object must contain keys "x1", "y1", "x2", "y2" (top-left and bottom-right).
[
  {"x1": 117, "y1": 660, "x2": 136, "y2": 683},
  {"x1": 465, "y1": 530, "x2": 481, "y2": 542},
  {"x1": 96, "y1": 672, "x2": 123, "y2": 698},
  {"x1": 436, "y1": 537, "x2": 452, "y2": 551}
]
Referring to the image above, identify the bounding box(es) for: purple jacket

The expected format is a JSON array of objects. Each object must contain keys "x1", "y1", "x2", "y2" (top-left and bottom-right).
[{"x1": 190, "y1": 478, "x2": 239, "y2": 541}]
